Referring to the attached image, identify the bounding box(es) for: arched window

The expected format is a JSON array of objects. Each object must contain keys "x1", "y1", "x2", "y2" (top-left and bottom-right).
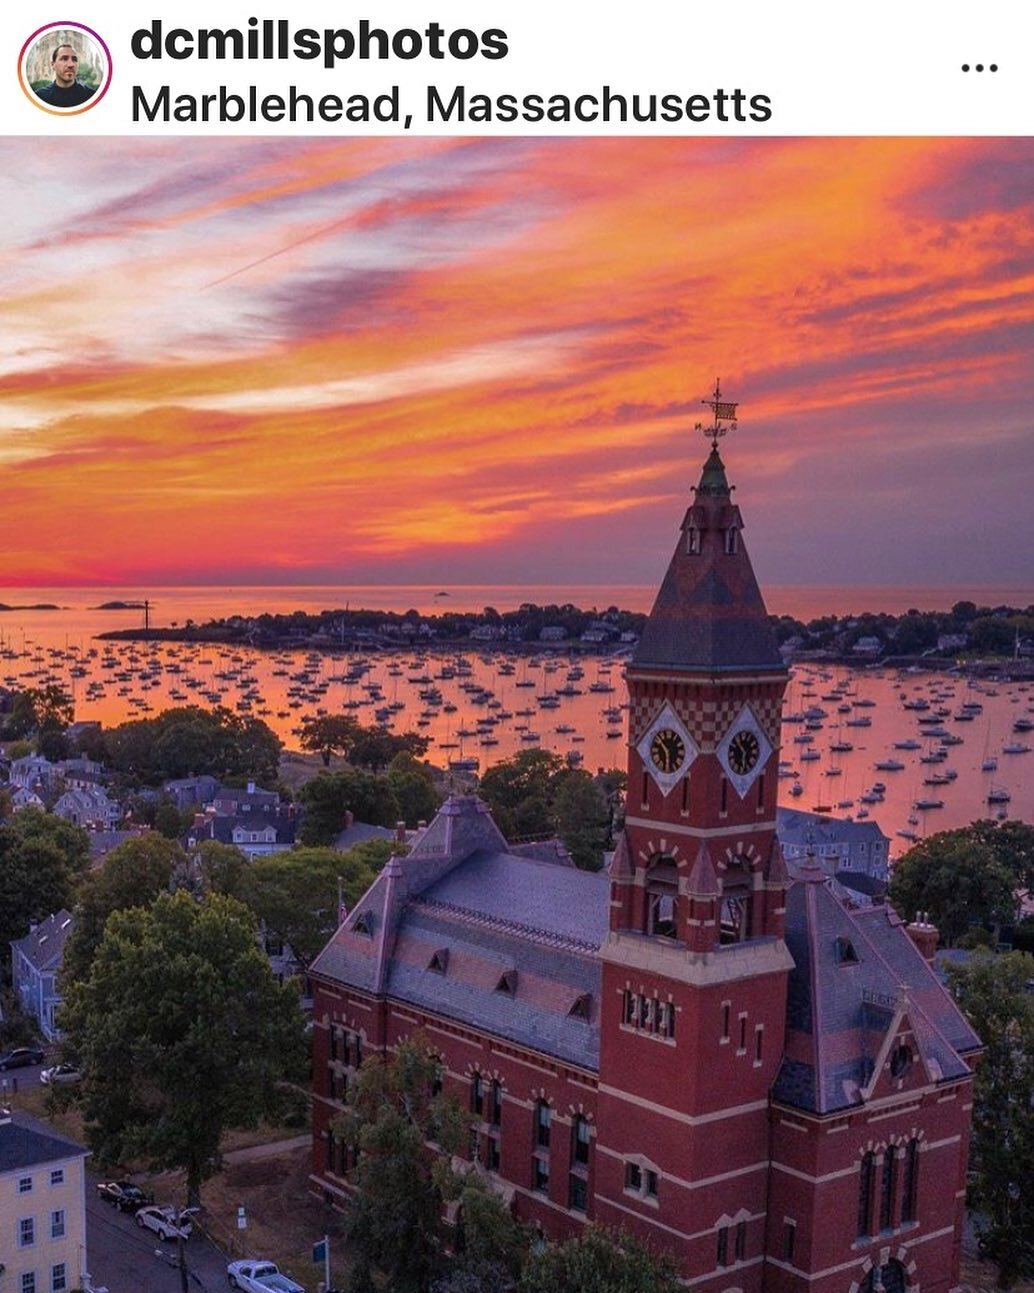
[
  {"x1": 646, "y1": 857, "x2": 679, "y2": 938},
  {"x1": 860, "y1": 1260, "x2": 907, "y2": 1293},
  {"x1": 901, "y1": 1138, "x2": 919, "y2": 1223},
  {"x1": 857, "y1": 1151, "x2": 876, "y2": 1238},
  {"x1": 879, "y1": 1144, "x2": 896, "y2": 1231},
  {"x1": 720, "y1": 856, "x2": 753, "y2": 944},
  {"x1": 535, "y1": 1099, "x2": 551, "y2": 1149},
  {"x1": 724, "y1": 527, "x2": 739, "y2": 555}
]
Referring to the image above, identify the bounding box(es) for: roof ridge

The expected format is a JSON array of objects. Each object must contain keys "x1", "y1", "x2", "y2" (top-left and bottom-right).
[{"x1": 411, "y1": 894, "x2": 602, "y2": 955}]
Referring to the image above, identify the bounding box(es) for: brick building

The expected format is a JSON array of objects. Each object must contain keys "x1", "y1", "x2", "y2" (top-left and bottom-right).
[{"x1": 309, "y1": 425, "x2": 980, "y2": 1293}]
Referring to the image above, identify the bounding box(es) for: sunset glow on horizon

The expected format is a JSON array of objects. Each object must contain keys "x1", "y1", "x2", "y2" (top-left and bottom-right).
[{"x1": 2, "y1": 136, "x2": 1032, "y2": 589}]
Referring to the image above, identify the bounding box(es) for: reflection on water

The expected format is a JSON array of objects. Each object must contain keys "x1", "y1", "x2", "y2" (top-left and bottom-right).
[{"x1": 1, "y1": 602, "x2": 1031, "y2": 860}]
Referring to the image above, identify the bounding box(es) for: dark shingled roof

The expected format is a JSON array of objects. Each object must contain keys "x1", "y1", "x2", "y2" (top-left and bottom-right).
[
  {"x1": 0, "y1": 1116, "x2": 87, "y2": 1173},
  {"x1": 774, "y1": 875, "x2": 981, "y2": 1114},
  {"x1": 310, "y1": 796, "x2": 609, "y2": 1070},
  {"x1": 633, "y1": 447, "x2": 784, "y2": 673}
]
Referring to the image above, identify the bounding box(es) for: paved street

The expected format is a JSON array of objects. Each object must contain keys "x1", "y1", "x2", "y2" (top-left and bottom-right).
[
  {"x1": 7, "y1": 1103, "x2": 235, "y2": 1293},
  {"x1": 86, "y1": 1186, "x2": 231, "y2": 1293}
]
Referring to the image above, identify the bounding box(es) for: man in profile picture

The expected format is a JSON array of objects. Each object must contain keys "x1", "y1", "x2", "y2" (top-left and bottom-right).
[{"x1": 35, "y1": 42, "x2": 96, "y2": 106}]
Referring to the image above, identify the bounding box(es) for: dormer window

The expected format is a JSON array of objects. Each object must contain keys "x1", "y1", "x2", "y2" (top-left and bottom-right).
[
  {"x1": 353, "y1": 912, "x2": 373, "y2": 936},
  {"x1": 687, "y1": 526, "x2": 701, "y2": 555},
  {"x1": 496, "y1": 970, "x2": 518, "y2": 996},
  {"x1": 568, "y1": 993, "x2": 591, "y2": 1020},
  {"x1": 428, "y1": 949, "x2": 449, "y2": 974},
  {"x1": 724, "y1": 527, "x2": 739, "y2": 555},
  {"x1": 835, "y1": 936, "x2": 859, "y2": 965}
]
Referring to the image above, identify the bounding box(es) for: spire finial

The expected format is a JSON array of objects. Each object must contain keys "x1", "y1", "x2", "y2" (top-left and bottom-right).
[{"x1": 696, "y1": 378, "x2": 739, "y2": 451}]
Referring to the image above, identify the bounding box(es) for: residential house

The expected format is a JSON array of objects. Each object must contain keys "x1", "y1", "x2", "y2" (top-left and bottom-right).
[
  {"x1": 0, "y1": 1108, "x2": 89, "y2": 1293},
  {"x1": 10, "y1": 911, "x2": 74, "y2": 1041}
]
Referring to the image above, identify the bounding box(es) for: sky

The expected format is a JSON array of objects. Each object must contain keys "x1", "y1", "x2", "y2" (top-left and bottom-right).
[{"x1": 1, "y1": 136, "x2": 1032, "y2": 590}]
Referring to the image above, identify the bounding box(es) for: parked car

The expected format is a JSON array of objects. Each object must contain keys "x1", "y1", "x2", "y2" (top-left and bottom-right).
[
  {"x1": 40, "y1": 1063, "x2": 82, "y2": 1086},
  {"x1": 96, "y1": 1180, "x2": 154, "y2": 1212},
  {"x1": 136, "y1": 1205, "x2": 192, "y2": 1241},
  {"x1": 0, "y1": 1046, "x2": 45, "y2": 1070},
  {"x1": 227, "y1": 1259, "x2": 306, "y2": 1292}
]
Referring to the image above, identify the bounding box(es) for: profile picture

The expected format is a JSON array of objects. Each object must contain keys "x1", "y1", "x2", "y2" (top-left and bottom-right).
[{"x1": 19, "y1": 23, "x2": 111, "y2": 114}]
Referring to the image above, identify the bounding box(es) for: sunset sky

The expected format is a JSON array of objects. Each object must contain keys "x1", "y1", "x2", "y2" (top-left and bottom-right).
[{"x1": 1, "y1": 136, "x2": 1032, "y2": 590}]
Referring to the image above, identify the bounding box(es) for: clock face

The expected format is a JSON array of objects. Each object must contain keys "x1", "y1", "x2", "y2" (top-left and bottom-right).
[
  {"x1": 728, "y1": 729, "x2": 760, "y2": 776},
  {"x1": 650, "y1": 728, "x2": 686, "y2": 774}
]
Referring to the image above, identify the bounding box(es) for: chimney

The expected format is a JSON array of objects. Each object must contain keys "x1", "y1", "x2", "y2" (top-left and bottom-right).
[
  {"x1": 247, "y1": 781, "x2": 256, "y2": 795},
  {"x1": 395, "y1": 821, "x2": 407, "y2": 845},
  {"x1": 343, "y1": 809, "x2": 354, "y2": 829},
  {"x1": 906, "y1": 911, "x2": 939, "y2": 964}
]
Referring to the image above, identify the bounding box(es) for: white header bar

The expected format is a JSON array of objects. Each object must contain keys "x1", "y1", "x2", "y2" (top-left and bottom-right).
[{"x1": 4, "y1": 1, "x2": 1031, "y2": 136}]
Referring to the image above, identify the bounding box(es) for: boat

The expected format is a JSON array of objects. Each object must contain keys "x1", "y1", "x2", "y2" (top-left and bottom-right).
[
  {"x1": 987, "y1": 787, "x2": 1011, "y2": 805},
  {"x1": 982, "y1": 756, "x2": 998, "y2": 772},
  {"x1": 874, "y1": 758, "x2": 905, "y2": 771}
]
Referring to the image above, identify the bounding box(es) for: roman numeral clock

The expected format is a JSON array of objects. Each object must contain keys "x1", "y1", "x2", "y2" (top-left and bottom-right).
[
  {"x1": 716, "y1": 705, "x2": 773, "y2": 798},
  {"x1": 637, "y1": 703, "x2": 698, "y2": 795}
]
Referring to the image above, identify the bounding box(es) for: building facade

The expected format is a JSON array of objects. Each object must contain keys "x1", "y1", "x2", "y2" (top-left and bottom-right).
[
  {"x1": 309, "y1": 428, "x2": 980, "y2": 1292},
  {"x1": 10, "y1": 911, "x2": 74, "y2": 1042},
  {"x1": 0, "y1": 1109, "x2": 89, "y2": 1293}
]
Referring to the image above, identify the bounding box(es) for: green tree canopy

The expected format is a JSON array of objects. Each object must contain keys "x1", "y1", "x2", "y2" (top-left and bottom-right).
[
  {"x1": 335, "y1": 1033, "x2": 466, "y2": 1293},
  {"x1": 386, "y1": 752, "x2": 442, "y2": 828},
  {"x1": 240, "y1": 840, "x2": 392, "y2": 966},
  {"x1": 297, "y1": 713, "x2": 361, "y2": 766},
  {"x1": 103, "y1": 705, "x2": 281, "y2": 787},
  {"x1": 518, "y1": 1224, "x2": 681, "y2": 1293},
  {"x1": 60, "y1": 890, "x2": 306, "y2": 1204},
  {"x1": 348, "y1": 726, "x2": 431, "y2": 773},
  {"x1": 887, "y1": 828, "x2": 1017, "y2": 945},
  {"x1": 0, "y1": 684, "x2": 74, "y2": 741},
  {"x1": 297, "y1": 769, "x2": 400, "y2": 845},
  {"x1": 62, "y1": 833, "x2": 185, "y2": 985},
  {"x1": 945, "y1": 952, "x2": 1034, "y2": 1287},
  {"x1": 0, "y1": 808, "x2": 90, "y2": 953},
  {"x1": 478, "y1": 750, "x2": 616, "y2": 868}
]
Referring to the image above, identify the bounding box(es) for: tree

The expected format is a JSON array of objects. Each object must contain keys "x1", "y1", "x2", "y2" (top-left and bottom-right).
[
  {"x1": 387, "y1": 752, "x2": 442, "y2": 827},
  {"x1": 104, "y1": 706, "x2": 281, "y2": 787},
  {"x1": 194, "y1": 839, "x2": 249, "y2": 900},
  {"x1": 478, "y1": 749, "x2": 566, "y2": 839},
  {"x1": 969, "y1": 819, "x2": 1034, "y2": 900},
  {"x1": 944, "y1": 952, "x2": 1034, "y2": 1287},
  {"x1": 0, "y1": 684, "x2": 74, "y2": 740},
  {"x1": 348, "y1": 726, "x2": 430, "y2": 773},
  {"x1": 335, "y1": 1034, "x2": 465, "y2": 1293},
  {"x1": 518, "y1": 1225, "x2": 681, "y2": 1293},
  {"x1": 554, "y1": 770, "x2": 611, "y2": 870},
  {"x1": 888, "y1": 829, "x2": 1016, "y2": 945},
  {"x1": 478, "y1": 751, "x2": 617, "y2": 868},
  {"x1": 297, "y1": 770, "x2": 400, "y2": 846},
  {"x1": 297, "y1": 714, "x2": 361, "y2": 766},
  {"x1": 62, "y1": 833, "x2": 185, "y2": 985},
  {"x1": 0, "y1": 809, "x2": 90, "y2": 955},
  {"x1": 60, "y1": 890, "x2": 306, "y2": 1205},
  {"x1": 240, "y1": 841, "x2": 391, "y2": 967}
]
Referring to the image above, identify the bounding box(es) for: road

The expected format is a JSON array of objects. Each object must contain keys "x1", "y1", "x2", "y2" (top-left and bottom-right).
[{"x1": 6, "y1": 1081, "x2": 234, "y2": 1293}]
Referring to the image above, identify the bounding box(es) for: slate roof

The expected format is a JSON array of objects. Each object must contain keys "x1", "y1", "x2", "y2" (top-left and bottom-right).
[
  {"x1": 310, "y1": 796, "x2": 609, "y2": 1070},
  {"x1": 11, "y1": 910, "x2": 74, "y2": 972},
  {"x1": 0, "y1": 1114, "x2": 87, "y2": 1173},
  {"x1": 773, "y1": 874, "x2": 981, "y2": 1114},
  {"x1": 333, "y1": 821, "x2": 396, "y2": 851},
  {"x1": 633, "y1": 447, "x2": 784, "y2": 674}
]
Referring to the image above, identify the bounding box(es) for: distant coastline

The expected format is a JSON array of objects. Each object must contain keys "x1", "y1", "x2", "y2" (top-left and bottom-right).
[
  {"x1": 93, "y1": 598, "x2": 1034, "y2": 673},
  {"x1": 0, "y1": 603, "x2": 59, "y2": 612}
]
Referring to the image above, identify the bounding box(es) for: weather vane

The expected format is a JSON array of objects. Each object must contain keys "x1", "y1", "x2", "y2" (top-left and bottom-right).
[{"x1": 696, "y1": 378, "x2": 739, "y2": 450}]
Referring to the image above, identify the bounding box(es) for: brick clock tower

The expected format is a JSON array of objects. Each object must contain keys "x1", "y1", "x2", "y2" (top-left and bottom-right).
[{"x1": 595, "y1": 385, "x2": 794, "y2": 1288}]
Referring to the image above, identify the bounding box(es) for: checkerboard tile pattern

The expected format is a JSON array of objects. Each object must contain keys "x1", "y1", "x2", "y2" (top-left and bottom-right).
[{"x1": 630, "y1": 686, "x2": 783, "y2": 753}]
